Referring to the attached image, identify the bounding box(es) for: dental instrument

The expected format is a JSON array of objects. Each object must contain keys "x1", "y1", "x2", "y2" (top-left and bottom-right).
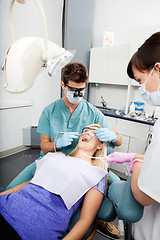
[{"x1": 54, "y1": 129, "x2": 96, "y2": 153}]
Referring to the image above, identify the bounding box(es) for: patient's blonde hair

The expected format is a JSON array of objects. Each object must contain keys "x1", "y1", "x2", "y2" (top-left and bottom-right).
[{"x1": 70, "y1": 124, "x2": 108, "y2": 172}]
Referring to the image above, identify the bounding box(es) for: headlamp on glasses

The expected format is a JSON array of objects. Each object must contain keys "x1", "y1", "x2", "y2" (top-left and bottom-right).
[{"x1": 65, "y1": 84, "x2": 86, "y2": 98}]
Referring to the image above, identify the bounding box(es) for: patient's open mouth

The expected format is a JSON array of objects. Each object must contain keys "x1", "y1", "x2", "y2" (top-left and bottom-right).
[{"x1": 82, "y1": 136, "x2": 89, "y2": 142}]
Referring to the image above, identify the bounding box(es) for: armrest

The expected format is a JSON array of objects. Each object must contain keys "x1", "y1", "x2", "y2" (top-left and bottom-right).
[
  {"x1": 97, "y1": 197, "x2": 116, "y2": 222},
  {"x1": 108, "y1": 177, "x2": 144, "y2": 223}
]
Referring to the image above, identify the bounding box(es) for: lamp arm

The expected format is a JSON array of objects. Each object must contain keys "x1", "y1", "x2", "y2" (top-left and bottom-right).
[
  {"x1": 9, "y1": 0, "x2": 15, "y2": 43},
  {"x1": 9, "y1": 0, "x2": 49, "y2": 61}
]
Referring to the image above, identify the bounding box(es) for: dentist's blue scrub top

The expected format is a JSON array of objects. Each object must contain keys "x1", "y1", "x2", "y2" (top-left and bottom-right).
[{"x1": 37, "y1": 98, "x2": 114, "y2": 156}]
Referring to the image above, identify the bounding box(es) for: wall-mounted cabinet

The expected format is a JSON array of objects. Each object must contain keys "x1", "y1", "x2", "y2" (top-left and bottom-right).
[
  {"x1": 89, "y1": 45, "x2": 130, "y2": 85},
  {"x1": 89, "y1": 25, "x2": 160, "y2": 114},
  {"x1": 89, "y1": 47, "x2": 109, "y2": 83}
]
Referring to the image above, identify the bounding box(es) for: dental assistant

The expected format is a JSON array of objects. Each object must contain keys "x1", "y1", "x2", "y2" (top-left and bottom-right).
[
  {"x1": 127, "y1": 32, "x2": 160, "y2": 240},
  {"x1": 38, "y1": 62, "x2": 122, "y2": 156}
]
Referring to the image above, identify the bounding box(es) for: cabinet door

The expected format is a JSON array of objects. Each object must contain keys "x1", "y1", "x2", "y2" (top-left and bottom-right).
[
  {"x1": 89, "y1": 47, "x2": 109, "y2": 83},
  {"x1": 128, "y1": 137, "x2": 147, "y2": 155},
  {"x1": 110, "y1": 135, "x2": 129, "y2": 175},
  {"x1": 116, "y1": 118, "x2": 149, "y2": 140},
  {"x1": 108, "y1": 45, "x2": 130, "y2": 85},
  {"x1": 105, "y1": 116, "x2": 117, "y2": 130},
  {"x1": 89, "y1": 46, "x2": 130, "y2": 85},
  {"x1": 114, "y1": 135, "x2": 129, "y2": 152}
]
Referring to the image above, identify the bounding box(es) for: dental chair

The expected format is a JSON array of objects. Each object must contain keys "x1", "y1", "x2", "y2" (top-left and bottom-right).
[
  {"x1": 62, "y1": 175, "x2": 144, "y2": 240},
  {"x1": 1, "y1": 164, "x2": 144, "y2": 240},
  {"x1": 108, "y1": 176, "x2": 144, "y2": 240}
]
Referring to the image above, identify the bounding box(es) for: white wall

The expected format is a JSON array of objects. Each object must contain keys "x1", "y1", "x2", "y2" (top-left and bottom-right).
[
  {"x1": 92, "y1": 0, "x2": 160, "y2": 47},
  {"x1": 0, "y1": 0, "x2": 63, "y2": 152},
  {"x1": 89, "y1": 0, "x2": 160, "y2": 110}
]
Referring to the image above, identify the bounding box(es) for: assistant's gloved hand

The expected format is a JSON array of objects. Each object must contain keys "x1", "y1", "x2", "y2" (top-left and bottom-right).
[
  {"x1": 96, "y1": 128, "x2": 117, "y2": 142},
  {"x1": 129, "y1": 159, "x2": 143, "y2": 174},
  {"x1": 107, "y1": 152, "x2": 136, "y2": 164},
  {"x1": 107, "y1": 152, "x2": 144, "y2": 174},
  {"x1": 56, "y1": 132, "x2": 79, "y2": 149}
]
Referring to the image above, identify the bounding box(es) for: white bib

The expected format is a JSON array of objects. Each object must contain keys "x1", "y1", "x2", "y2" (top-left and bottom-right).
[{"x1": 31, "y1": 152, "x2": 107, "y2": 209}]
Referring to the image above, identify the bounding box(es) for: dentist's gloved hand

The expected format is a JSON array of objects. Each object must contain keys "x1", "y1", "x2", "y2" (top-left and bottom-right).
[
  {"x1": 56, "y1": 132, "x2": 79, "y2": 149},
  {"x1": 107, "y1": 152, "x2": 136, "y2": 164},
  {"x1": 96, "y1": 128, "x2": 117, "y2": 142}
]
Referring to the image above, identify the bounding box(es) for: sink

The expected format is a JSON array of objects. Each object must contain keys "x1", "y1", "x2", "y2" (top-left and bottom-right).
[
  {"x1": 96, "y1": 106, "x2": 116, "y2": 113},
  {"x1": 98, "y1": 108, "x2": 110, "y2": 112}
]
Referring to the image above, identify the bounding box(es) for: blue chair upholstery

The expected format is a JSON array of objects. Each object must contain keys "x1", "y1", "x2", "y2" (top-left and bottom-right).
[
  {"x1": 0, "y1": 187, "x2": 5, "y2": 192},
  {"x1": 6, "y1": 162, "x2": 36, "y2": 190},
  {"x1": 108, "y1": 177, "x2": 144, "y2": 223}
]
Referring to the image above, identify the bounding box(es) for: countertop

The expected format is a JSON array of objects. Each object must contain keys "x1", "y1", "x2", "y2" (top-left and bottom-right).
[{"x1": 96, "y1": 106, "x2": 155, "y2": 126}]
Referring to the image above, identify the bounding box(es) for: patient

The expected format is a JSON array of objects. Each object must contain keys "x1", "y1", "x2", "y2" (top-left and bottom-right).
[{"x1": 0, "y1": 124, "x2": 108, "y2": 240}]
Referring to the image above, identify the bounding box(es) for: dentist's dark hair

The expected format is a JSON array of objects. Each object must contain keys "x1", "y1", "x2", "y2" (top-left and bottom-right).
[
  {"x1": 62, "y1": 62, "x2": 88, "y2": 85},
  {"x1": 127, "y1": 32, "x2": 160, "y2": 79}
]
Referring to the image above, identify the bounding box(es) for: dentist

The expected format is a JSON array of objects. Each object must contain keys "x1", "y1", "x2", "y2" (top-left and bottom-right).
[
  {"x1": 38, "y1": 62, "x2": 122, "y2": 156},
  {"x1": 127, "y1": 32, "x2": 160, "y2": 239}
]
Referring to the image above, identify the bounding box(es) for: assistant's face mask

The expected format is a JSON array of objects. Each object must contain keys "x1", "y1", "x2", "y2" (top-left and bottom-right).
[{"x1": 139, "y1": 68, "x2": 160, "y2": 106}]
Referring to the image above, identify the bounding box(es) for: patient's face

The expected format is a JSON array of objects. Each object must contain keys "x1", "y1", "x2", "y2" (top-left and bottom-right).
[{"x1": 78, "y1": 126, "x2": 102, "y2": 152}]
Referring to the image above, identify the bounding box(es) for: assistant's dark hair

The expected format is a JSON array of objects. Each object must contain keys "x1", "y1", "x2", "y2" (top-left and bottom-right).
[
  {"x1": 61, "y1": 62, "x2": 88, "y2": 85},
  {"x1": 127, "y1": 32, "x2": 160, "y2": 79}
]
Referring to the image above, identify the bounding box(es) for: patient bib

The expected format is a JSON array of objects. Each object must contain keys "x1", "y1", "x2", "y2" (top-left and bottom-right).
[{"x1": 31, "y1": 152, "x2": 107, "y2": 209}]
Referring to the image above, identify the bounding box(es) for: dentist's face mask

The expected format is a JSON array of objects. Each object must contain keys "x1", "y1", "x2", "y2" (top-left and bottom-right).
[
  {"x1": 65, "y1": 84, "x2": 85, "y2": 104},
  {"x1": 139, "y1": 68, "x2": 160, "y2": 106}
]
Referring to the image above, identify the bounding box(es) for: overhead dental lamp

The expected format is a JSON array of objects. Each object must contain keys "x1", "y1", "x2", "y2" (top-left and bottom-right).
[{"x1": 2, "y1": 0, "x2": 74, "y2": 93}]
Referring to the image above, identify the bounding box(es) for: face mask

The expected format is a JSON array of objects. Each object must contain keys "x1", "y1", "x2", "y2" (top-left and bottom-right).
[
  {"x1": 66, "y1": 90, "x2": 83, "y2": 104},
  {"x1": 139, "y1": 68, "x2": 160, "y2": 106}
]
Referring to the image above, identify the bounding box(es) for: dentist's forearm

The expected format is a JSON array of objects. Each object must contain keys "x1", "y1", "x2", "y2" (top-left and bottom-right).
[
  {"x1": 112, "y1": 131, "x2": 122, "y2": 146},
  {"x1": 40, "y1": 141, "x2": 56, "y2": 154},
  {"x1": 40, "y1": 134, "x2": 57, "y2": 154}
]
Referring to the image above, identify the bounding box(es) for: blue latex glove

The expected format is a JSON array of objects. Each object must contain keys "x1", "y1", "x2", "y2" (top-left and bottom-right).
[
  {"x1": 56, "y1": 132, "x2": 79, "y2": 148},
  {"x1": 96, "y1": 128, "x2": 117, "y2": 142}
]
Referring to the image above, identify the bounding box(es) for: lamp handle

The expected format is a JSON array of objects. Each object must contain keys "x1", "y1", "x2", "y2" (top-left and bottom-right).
[{"x1": 9, "y1": 0, "x2": 49, "y2": 61}]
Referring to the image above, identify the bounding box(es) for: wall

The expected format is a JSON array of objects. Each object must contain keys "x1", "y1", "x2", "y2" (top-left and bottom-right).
[
  {"x1": 0, "y1": 0, "x2": 63, "y2": 152},
  {"x1": 64, "y1": 0, "x2": 94, "y2": 71},
  {"x1": 89, "y1": 0, "x2": 160, "y2": 111}
]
